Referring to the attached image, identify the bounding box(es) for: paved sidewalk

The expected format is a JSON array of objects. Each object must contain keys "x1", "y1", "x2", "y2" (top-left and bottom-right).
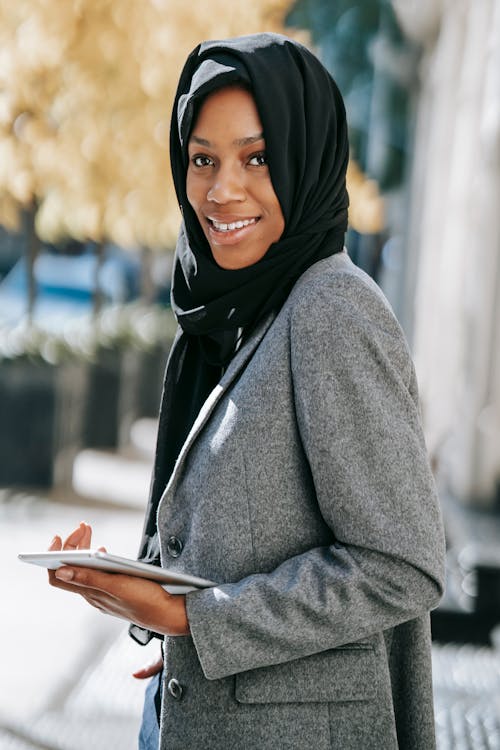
[
  {"x1": 433, "y1": 643, "x2": 500, "y2": 749},
  {"x1": 1, "y1": 628, "x2": 158, "y2": 750},
  {"x1": 0, "y1": 426, "x2": 158, "y2": 750}
]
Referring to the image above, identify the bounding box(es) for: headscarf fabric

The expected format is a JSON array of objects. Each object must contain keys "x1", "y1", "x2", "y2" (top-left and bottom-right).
[
  {"x1": 133, "y1": 34, "x2": 350, "y2": 611},
  {"x1": 170, "y1": 33, "x2": 350, "y2": 343}
]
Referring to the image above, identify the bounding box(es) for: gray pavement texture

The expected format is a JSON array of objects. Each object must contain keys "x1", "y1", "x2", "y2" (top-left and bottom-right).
[
  {"x1": 433, "y1": 643, "x2": 500, "y2": 749},
  {"x1": 0, "y1": 429, "x2": 158, "y2": 750},
  {"x1": 2, "y1": 426, "x2": 500, "y2": 749}
]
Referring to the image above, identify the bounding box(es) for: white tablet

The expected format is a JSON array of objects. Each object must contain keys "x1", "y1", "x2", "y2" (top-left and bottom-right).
[{"x1": 18, "y1": 550, "x2": 216, "y2": 594}]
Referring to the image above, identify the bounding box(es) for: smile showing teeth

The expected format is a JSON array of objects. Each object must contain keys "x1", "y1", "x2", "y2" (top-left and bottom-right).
[{"x1": 209, "y1": 217, "x2": 258, "y2": 232}]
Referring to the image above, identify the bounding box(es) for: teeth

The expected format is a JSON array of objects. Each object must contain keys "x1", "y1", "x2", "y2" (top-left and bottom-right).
[{"x1": 211, "y1": 217, "x2": 257, "y2": 232}]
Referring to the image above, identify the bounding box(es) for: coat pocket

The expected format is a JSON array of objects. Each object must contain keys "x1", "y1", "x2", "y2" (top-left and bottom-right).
[{"x1": 234, "y1": 645, "x2": 377, "y2": 704}]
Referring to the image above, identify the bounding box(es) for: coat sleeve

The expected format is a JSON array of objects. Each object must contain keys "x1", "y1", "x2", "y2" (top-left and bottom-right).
[{"x1": 185, "y1": 270, "x2": 446, "y2": 681}]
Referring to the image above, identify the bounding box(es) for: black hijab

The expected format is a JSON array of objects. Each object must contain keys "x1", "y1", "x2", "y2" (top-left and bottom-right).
[
  {"x1": 133, "y1": 34, "x2": 350, "y2": 605},
  {"x1": 171, "y1": 33, "x2": 349, "y2": 346}
]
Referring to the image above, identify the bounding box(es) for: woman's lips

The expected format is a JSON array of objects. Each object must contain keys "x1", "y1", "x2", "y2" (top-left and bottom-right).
[{"x1": 206, "y1": 216, "x2": 261, "y2": 245}]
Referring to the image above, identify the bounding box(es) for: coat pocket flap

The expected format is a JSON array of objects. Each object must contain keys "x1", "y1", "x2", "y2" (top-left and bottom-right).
[{"x1": 235, "y1": 645, "x2": 377, "y2": 704}]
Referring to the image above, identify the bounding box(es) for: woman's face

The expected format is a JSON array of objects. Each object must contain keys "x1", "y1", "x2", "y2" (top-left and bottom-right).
[{"x1": 186, "y1": 86, "x2": 285, "y2": 270}]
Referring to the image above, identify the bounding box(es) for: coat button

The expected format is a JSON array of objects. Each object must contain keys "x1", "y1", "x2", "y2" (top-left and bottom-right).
[
  {"x1": 166, "y1": 536, "x2": 183, "y2": 558},
  {"x1": 167, "y1": 678, "x2": 183, "y2": 700}
]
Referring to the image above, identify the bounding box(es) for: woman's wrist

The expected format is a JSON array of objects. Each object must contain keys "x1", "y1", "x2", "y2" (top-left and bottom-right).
[
  {"x1": 171, "y1": 593, "x2": 190, "y2": 636},
  {"x1": 153, "y1": 591, "x2": 190, "y2": 637}
]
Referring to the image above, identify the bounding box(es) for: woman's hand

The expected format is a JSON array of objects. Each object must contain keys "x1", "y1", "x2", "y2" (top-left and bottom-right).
[
  {"x1": 47, "y1": 523, "x2": 189, "y2": 637},
  {"x1": 132, "y1": 654, "x2": 164, "y2": 680}
]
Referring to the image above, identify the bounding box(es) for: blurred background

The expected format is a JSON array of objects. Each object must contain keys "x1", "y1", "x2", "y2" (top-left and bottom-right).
[{"x1": 0, "y1": 0, "x2": 499, "y2": 748}]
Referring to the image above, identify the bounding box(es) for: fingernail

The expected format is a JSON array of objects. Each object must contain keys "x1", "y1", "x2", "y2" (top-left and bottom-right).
[{"x1": 55, "y1": 568, "x2": 74, "y2": 581}]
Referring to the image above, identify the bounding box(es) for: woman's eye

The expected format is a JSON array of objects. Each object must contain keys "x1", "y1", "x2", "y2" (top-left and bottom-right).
[
  {"x1": 192, "y1": 155, "x2": 213, "y2": 168},
  {"x1": 248, "y1": 152, "x2": 267, "y2": 167}
]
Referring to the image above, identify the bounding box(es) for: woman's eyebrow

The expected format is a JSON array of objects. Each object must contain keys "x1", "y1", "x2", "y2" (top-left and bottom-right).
[
  {"x1": 233, "y1": 132, "x2": 264, "y2": 146},
  {"x1": 189, "y1": 133, "x2": 264, "y2": 147},
  {"x1": 190, "y1": 135, "x2": 211, "y2": 147}
]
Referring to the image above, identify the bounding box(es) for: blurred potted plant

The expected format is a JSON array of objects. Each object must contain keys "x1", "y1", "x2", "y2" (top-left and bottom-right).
[
  {"x1": 0, "y1": 302, "x2": 176, "y2": 485},
  {"x1": 0, "y1": 321, "x2": 91, "y2": 487},
  {"x1": 82, "y1": 302, "x2": 177, "y2": 449}
]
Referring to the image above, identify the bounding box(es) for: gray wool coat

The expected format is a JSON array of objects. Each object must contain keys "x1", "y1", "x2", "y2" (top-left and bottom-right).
[{"x1": 153, "y1": 251, "x2": 446, "y2": 749}]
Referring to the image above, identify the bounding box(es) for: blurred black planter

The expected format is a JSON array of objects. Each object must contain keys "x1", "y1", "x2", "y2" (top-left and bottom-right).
[
  {"x1": 83, "y1": 347, "x2": 141, "y2": 449},
  {"x1": 0, "y1": 360, "x2": 86, "y2": 488}
]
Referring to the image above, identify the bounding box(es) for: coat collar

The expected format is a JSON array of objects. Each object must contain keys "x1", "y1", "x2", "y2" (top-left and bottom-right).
[{"x1": 157, "y1": 310, "x2": 276, "y2": 511}]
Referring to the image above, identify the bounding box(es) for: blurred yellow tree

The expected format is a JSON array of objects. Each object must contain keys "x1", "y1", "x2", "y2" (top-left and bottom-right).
[
  {"x1": 347, "y1": 160, "x2": 385, "y2": 235},
  {"x1": 0, "y1": 0, "x2": 383, "y2": 268},
  {"x1": 0, "y1": 0, "x2": 298, "y2": 252}
]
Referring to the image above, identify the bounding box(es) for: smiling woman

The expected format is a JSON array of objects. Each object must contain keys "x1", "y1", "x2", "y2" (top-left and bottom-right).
[
  {"x1": 47, "y1": 33, "x2": 445, "y2": 750},
  {"x1": 186, "y1": 85, "x2": 285, "y2": 269}
]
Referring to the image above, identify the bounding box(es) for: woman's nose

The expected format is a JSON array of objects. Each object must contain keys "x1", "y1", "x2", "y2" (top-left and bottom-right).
[{"x1": 207, "y1": 165, "x2": 245, "y2": 204}]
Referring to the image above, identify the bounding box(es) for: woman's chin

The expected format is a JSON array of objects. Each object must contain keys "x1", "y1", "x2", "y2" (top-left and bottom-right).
[{"x1": 209, "y1": 243, "x2": 269, "y2": 271}]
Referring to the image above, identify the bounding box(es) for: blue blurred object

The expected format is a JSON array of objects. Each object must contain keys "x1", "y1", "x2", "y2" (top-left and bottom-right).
[{"x1": 0, "y1": 245, "x2": 140, "y2": 332}]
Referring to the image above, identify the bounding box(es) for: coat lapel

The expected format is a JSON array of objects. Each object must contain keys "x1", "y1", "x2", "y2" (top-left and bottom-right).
[{"x1": 157, "y1": 311, "x2": 276, "y2": 511}]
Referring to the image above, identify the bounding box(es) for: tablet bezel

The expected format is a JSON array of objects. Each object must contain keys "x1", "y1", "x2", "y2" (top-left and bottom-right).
[{"x1": 18, "y1": 550, "x2": 216, "y2": 593}]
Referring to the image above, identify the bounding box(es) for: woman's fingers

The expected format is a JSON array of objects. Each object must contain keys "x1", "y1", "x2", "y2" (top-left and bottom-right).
[
  {"x1": 54, "y1": 566, "x2": 128, "y2": 594},
  {"x1": 47, "y1": 536, "x2": 63, "y2": 585},
  {"x1": 49, "y1": 575, "x2": 87, "y2": 594},
  {"x1": 50, "y1": 564, "x2": 113, "y2": 596},
  {"x1": 77, "y1": 523, "x2": 92, "y2": 549},
  {"x1": 49, "y1": 535, "x2": 62, "y2": 551},
  {"x1": 62, "y1": 522, "x2": 92, "y2": 550},
  {"x1": 132, "y1": 655, "x2": 164, "y2": 679},
  {"x1": 48, "y1": 523, "x2": 93, "y2": 589}
]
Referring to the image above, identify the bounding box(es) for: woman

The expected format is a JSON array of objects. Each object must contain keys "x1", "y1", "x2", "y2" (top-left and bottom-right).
[{"x1": 49, "y1": 33, "x2": 446, "y2": 749}]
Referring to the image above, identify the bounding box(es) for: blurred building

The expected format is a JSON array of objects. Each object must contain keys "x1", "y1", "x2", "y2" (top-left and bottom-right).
[
  {"x1": 289, "y1": 0, "x2": 500, "y2": 510},
  {"x1": 393, "y1": 0, "x2": 500, "y2": 509}
]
